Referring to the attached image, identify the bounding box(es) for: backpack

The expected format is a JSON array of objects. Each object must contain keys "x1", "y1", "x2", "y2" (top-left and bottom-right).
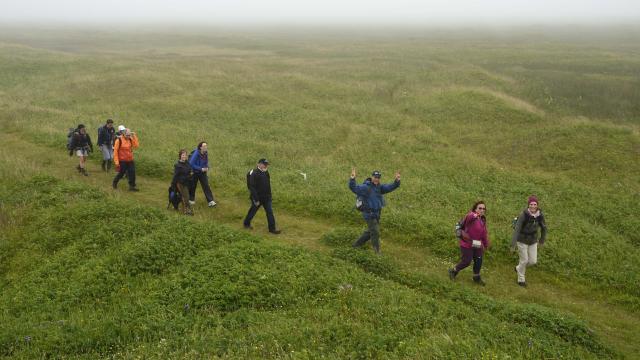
[
  {"x1": 246, "y1": 169, "x2": 254, "y2": 190},
  {"x1": 354, "y1": 178, "x2": 372, "y2": 212},
  {"x1": 66, "y1": 128, "x2": 75, "y2": 150},
  {"x1": 455, "y1": 217, "x2": 465, "y2": 240},
  {"x1": 455, "y1": 215, "x2": 479, "y2": 240},
  {"x1": 167, "y1": 186, "x2": 181, "y2": 210},
  {"x1": 513, "y1": 210, "x2": 542, "y2": 232}
]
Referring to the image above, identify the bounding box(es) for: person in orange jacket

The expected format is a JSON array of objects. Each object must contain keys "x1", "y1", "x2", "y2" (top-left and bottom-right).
[{"x1": 112, "y1": 126, "x2": 139, "y2": 191}]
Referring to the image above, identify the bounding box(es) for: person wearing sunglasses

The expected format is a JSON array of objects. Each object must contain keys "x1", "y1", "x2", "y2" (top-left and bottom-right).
[
  {"x1": 449, "y1": 201, "x2": 490, "y2": 285},
  {"x1": 511, "y1": 195, "x2": 547, "y2": 287}
]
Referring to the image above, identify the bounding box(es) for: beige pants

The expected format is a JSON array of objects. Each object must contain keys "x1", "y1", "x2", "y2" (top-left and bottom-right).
[{"x1": 516, "y1": 242, "x2": 538, "y2": 282}]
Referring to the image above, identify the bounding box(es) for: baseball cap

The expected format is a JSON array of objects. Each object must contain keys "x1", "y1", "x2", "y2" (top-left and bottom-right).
[
  {"x1": 372, "y1": 170, "x2": 382, "y2": 178},
  {"x1": 258, "y1": 158, "x2": 270, "y2": 165},
  {"x1": 118, "y1": 125, "x2": 126, "y2": 132}
]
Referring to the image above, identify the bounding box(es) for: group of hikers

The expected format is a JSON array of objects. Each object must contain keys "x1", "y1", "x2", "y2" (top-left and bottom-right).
[
  {"x1": 66, "y1": 120, "x2": 281, "y2": 233},
  {"x1": 67, "y1": 120, "x2": 547, "y2": 287}
]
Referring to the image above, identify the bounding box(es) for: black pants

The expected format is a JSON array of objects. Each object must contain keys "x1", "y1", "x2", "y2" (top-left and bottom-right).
[
  {"x1": 113, "y1": 161, "x2": 136, "y2": 188},
  {"x1": 189, "y1": 172, "x2": 214, "y2": 202},
  {"x1": 244, "y1": 198, "x2": 276, "y2": 231}
]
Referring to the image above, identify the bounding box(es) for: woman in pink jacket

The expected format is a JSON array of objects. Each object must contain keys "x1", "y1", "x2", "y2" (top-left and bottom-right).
[{"x1": 449, "y1": 201, "x2": 490, "y2": 286}]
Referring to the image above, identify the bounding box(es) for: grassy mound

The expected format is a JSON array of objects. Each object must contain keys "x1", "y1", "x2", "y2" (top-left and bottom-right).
[{"x1": 0, "y1": 176, "x2": 614, "y2": 358}]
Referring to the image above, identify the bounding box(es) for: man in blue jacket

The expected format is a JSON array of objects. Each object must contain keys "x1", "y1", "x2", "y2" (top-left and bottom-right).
[
  {"x1": 188, "y1": 141, "x2": 217, "y2": 207},
  {"x1": 349, "y1": 168, "x2": 401, "y2": 254}
]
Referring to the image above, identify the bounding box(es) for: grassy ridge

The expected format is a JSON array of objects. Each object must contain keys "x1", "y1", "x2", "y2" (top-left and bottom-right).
[
  {"x1": 0, "y1": 175, "x2": 613, "y2": 358},
  {"x1": 0, "y1": 30, "x2": 637, "y2": 304}
]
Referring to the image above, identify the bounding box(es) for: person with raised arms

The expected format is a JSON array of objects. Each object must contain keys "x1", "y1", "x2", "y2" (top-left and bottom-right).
[{"x1": 349, "y1": 168, "x2": 401, "y2": 255}]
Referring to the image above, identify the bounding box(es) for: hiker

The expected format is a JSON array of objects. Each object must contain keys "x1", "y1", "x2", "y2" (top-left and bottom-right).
[
  {"x1": 97, "y1": 118, "x2": 116, "y2": 171},
  {"x1": 449, "y1": 201, "x2": 490, "y2": 285},
  {"x1": 511, "y1": 195, "x2": 547, "y2": 287},
  {"x1": 243, "y1": 158, "x2": 281, "y2": 234},
  {"x1": 170, "y1": 149, "x2": 193, "y2": 215},
  {"x1": 112, "y1": 127, "x2": 139, "y2": 191},
  {"x1": 349, "y1": 168, "x2": 401, "y2": 255},
  {"x1": 69, "y1": 124, "x2": 93, "y2": 176},
  {"x1": 188, "y1": 141, "x2": 217, "y2": 207}
]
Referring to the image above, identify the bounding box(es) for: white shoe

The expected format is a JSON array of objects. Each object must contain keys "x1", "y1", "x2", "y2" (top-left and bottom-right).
[
  {"x1": 188, "y1": 200, "x2": 196, "y2": 205},
  {"x1": 208, "y1": 201, "x2": 217, "y2": 207}
]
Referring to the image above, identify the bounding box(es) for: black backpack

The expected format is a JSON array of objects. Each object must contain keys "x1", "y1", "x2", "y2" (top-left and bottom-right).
[
  {"x1": 66, "y1": 128, "x2": 75, "y2": 150},
  {"x1": 167, "y1": 186, "x2": 181, "y2": 210}
]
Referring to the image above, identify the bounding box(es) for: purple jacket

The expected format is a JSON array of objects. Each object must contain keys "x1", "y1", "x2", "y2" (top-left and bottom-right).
[{"x1": 459, "y1": 212, "x2": 489, "y2": 250}]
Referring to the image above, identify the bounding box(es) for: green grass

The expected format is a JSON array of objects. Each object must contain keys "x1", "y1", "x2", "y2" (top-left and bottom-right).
[
  {"x1": 0, "y1": 26, "x2": 639, "y2": 358},
  {"x1": 0, "y1": 176, "x2": 615, "y2": 358}
]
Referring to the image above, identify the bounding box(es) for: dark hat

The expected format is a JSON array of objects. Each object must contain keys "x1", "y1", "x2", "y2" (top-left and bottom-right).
[
  {"x1": 258, "y1": 158, "x2": 270, "y2": 165},
  {"x1": 371, "y1": 170, "x2": 382, "y2": 178},
  {"x1": 528, "y1": 195, "x2": 539, "y2": 205}
]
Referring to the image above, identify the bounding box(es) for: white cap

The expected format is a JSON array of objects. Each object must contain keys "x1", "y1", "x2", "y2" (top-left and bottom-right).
[{"x1": 118, "y1": 125, "x2": 126, "y2": 132}]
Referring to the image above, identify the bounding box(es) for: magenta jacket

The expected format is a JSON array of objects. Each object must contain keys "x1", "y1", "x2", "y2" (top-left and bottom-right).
[{"x1": 459, "y1": 212, "x2": 490, "y2": 250}]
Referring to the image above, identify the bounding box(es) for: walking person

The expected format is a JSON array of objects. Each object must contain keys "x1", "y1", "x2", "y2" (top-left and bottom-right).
[
  {"x1": 188, "y1": 141, "x2": 217, "y2": 207},
  {"x1": 349, "y1": 168, "x2": 401, "y2": 255},
  {"x1": 449, "y1": 201, "x2": 491, "y2": 285},
  {"x1": 511, "y1": 195, "x2": 547, "y2": 287},
  {"x1": 112, "y1": 127, "x2": 139, "y2": 191},
  {"x1": 243, "y1": 158, "x2": 281, "y2": 234},
  {"x1": 69, "y1": 124, "x2": 93, "y2": 176},
  {"x1": 171, "y1": 149, "x2": 193, "y2": 215},
  {"x1": 97, "y1": 118, "x2": 116, "y2": 172}
]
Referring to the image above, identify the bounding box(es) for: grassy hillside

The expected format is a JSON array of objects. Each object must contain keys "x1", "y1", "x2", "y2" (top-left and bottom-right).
[{"x1": 0, "y1": 26, "x2": 638, "y2": 358}]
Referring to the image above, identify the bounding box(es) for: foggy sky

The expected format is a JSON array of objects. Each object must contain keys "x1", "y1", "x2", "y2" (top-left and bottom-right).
[{"x1": 1, "y1": 0, "x2": 639, "y2": 25}]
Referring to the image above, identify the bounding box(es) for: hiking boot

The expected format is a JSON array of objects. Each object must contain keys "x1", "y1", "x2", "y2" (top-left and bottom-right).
[
  {"x1": 269, "y1": 229, "x2": 281, "y2": 235},
  {"x1": 243, "y1": 224, "x2": 253, "y2": 230},
  {"x1": 81, "y1": 169, "x2": 88, "y2": 176},
  {"x1": 518, "y1": 281, "x2": 527, "y2": 287},
  {"x1": 112, "y1": 181, "x2": 118, "y2": 189},
  {"x1": 101, "y1": 161, "x2": 106, "y2": 171},
  {"x1": 107, "y1": 161, "x2": 112, "y2": 171},
  {"x1": 208, "y1": 200, "x2": 217, "y2": 207},
  {"x1": 473, "y1": 276, "x2": 486, "y2": 286},
  {"x1": 76, "y1": 165, "x2": 82, "y2": 172},
  {"x1": 128, "y1": 186, "x2": 139, "y2": 192},
  {"x1": 448, "y1": 268, "x2": 457, "y2": 281}
]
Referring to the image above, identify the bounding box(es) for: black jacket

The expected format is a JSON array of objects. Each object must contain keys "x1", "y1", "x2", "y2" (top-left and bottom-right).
[
  {"x1": 97, "y1": 125, "x2": 115, "y2": 147},
  {"x1": 171, "y1": 160, "x2": 192, "y2": 188},
  {"x1": 247, "y1": 168, "x2": 272, "y2": 201},
  {"x1": 71, "y1": 132, "x2": 93, "y2": 151},
  {"x1": 512, "y1": 209, "x2": 547, "y2": 246}
]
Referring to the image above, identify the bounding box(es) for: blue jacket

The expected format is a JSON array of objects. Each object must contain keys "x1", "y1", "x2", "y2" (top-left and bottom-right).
[
  {"x1": 189, "y1": 150, "x2": 209, "y2": 174},
  {"x1": 349, "y1": 177, "x2": 400, "y2": 219}
]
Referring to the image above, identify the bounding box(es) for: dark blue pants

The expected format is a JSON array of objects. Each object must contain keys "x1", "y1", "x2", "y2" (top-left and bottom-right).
[
  {"x1": 454, "y1": 247, "x2": 483, "y2": 275},
  {"x1": 113, "y1": 161, "x2": 136, "y2": 188},
  {"x1": 244, "y1": 198, "x2": 276, "y2": 231},
  {"x1": 353, "y1": 217, "x2": 381, "y2": 254}
]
